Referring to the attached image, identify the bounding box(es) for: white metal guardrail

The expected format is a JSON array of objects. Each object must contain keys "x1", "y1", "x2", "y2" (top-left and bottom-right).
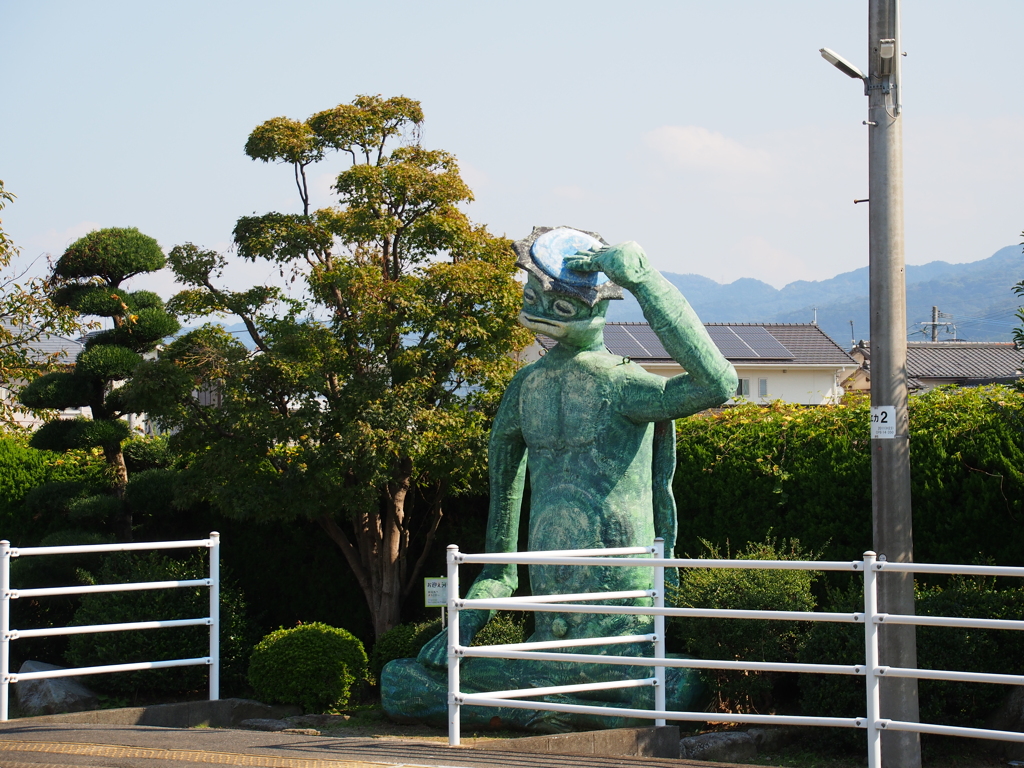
[
  {"x1": 446, "y1": 540, "x2": 1024, "y2": 768},
  {"x1": 0, "y1": 532, "x2": 221, "y2": 720}
]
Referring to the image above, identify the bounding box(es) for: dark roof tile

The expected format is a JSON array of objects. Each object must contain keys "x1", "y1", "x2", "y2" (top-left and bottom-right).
[{"x1": 856, "y1": 341, "x2": 1022, "y2": 381}]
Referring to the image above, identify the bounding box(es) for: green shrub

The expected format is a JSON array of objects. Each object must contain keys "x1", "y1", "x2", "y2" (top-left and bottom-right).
[
  {"x1": 65, "y1": 552, "x2": 254, "y2": 699},
  {"x1": 675, "y1": 387, "x2": 1024, "y2": 572},
  {"x1": 669, "y1": 536, "x2": 817, "y2": 713},
  {"x1": 0, "y1": 437, "x2": 106, "y2": 544},
  {"x1": 915, "y1": 577, "x2": 1024, "y2": 728},
  {"x1": 795, "y1": 582, "x2": 863, "y2": 752},
  {"x1": 799, "y1": 576, "x2": 1024, "y2": 751},
  {"x1": 122, "y1": 436, "x2": 171, "y2": 473},
  {"x1": 369, "y1": 619, "x2": 441, "y2": 681},
  {"x1": 248, "y1": 622, "x2": 368, "y2": 713},
  {"x1": 8, "y1": 530, "x2": 110, "y2": 668},
  {"x1": 471, "y1": 611, "x2": 527, "y2": 648}
]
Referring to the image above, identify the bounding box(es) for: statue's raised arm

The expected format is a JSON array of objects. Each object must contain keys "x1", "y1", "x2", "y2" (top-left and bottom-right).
[{"x1": 564, "y1": 240, "x2": 737, "y2": 421}]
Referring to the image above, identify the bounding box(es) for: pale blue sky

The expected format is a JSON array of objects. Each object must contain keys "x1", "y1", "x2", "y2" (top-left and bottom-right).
[{"x1": 2, "y1": 1, "x2": 1021, "y2": 299}]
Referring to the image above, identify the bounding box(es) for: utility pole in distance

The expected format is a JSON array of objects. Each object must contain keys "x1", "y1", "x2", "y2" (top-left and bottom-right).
[{"x1": 867, "y1": 1, "x2": 921, "y2": 766}]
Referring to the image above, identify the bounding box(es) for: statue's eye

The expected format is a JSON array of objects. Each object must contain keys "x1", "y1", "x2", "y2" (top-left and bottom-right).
[
  {"x1": 553, "y1": 299, "x2": 577, "y2": 318},
  {"x1": 523, "y1": 286, "x2": 538, "y2": 304}
]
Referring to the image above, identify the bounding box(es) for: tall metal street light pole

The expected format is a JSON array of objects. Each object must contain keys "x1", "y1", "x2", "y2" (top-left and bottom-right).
[{"x1": 822, "y1": 2, "x2": 920, "y2": 766}]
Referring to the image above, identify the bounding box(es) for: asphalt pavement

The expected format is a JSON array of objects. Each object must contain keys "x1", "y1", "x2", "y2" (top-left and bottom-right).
[{"x1": 0, "y1": 722, "x2": 751, "y2": 768}]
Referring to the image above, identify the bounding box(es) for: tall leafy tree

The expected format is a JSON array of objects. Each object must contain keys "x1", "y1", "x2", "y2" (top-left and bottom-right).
[
  {"x1": 20, "y1": 227, "x2": 180, "y2": 539},
  {"x1": 0, "y1": 181, "x2": 82, "y2": 426},
  {"x1": 126, "y1": 95, "x2": 530, "y2": 637}
]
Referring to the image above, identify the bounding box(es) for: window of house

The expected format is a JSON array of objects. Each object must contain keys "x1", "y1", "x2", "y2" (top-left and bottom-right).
[
  {"x1": 736, "y1": 379, "x2": 750, "y2": 397},
  {"x1": 759, "y1": 378, "x2": 768, "y2": 398}
]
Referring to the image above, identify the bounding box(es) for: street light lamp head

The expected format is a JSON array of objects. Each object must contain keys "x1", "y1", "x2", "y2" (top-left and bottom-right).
[{"x1": 819, "y1": 47, "x2": 867, "y2": 80}]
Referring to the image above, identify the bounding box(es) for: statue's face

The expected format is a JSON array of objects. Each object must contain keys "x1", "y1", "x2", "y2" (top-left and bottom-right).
[{"x1": 519, "y1": 274, "x2": 607, "y2": 348}]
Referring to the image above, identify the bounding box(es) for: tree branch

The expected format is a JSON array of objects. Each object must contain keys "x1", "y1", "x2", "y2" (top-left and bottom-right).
[{"x1": 318, "y1": 513, "x2": 370, "y2": 596}]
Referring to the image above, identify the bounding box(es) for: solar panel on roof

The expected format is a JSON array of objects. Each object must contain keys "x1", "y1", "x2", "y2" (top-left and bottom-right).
[
  {"x1": 624, "y1": 325, "x2": 669, "y2": 357},
  {"x1": 706, "y1": 326, "x2": 757, "y2": 357},
  {"x1": 603, "y1": 327, "x2": 650, "y2": 358},
  {"x1": 603, "y1": 323, "x2": 799, "y2": 361},
  {"x1": 731, "y1": 326, "x2": 795, "y2": 359}
]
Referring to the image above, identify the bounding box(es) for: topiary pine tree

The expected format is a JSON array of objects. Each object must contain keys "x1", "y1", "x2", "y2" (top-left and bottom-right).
[{"x1": 19, "y1": 227, "x2": 179, "y2": 540}]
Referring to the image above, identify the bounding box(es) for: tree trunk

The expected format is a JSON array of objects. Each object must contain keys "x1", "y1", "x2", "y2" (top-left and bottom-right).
[
  {"x1": 317, "y1": 458, "x2": 425, "y2": 639},
  {"x1": 102, "y1": 443, "x2": 131, "y2": 541},
  {"x1": 371, "y1": 456, "x2": 412, "y2": 638}
]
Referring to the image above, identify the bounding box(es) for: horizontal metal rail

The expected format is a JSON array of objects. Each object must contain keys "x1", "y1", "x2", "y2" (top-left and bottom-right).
[
  {"x1": 877, "y1": 561, "x2": 1024, "y2": 578},
  {"x1": 477, "y1": 590, "x2": 654, "y2": 604},
  {"x1": 881, "y1": 719, "x2": 1024, "y2": 743},
  {"x1": 879, "y1": 666, "x2": 1024, "y2": 686},
  {"x1": 461, "y1": 646, "x2": 864, "y2": 676},
  {"x1": 9, "y1": 657, "x2": 210, "y2": 682},
  {"x1": 478, "y1": 677, "x2": 655, "y2": 701},
  {"x1": 877, "y1": 613, "x2": 1024, "y2": 631},
  {"x1": 461, "y1": 598, "x2": 861, "y2": 623},
  {"x1": 11, "y1": 539, "x2": 215, "y2": 557},
  {"x1": 10, "y1": 579, "x2": 212, "y2": 599},
  {"x1": 456, "y1": 553, "x2": 862, "y2": 571},
  {"x1": 10, "y1": 617, "x2": 211, "y2": 639},
  {"x1": 476, "y1": 546, "x2": 655, "y2": 558},
  {"x1": 484, "y1": 634, "x2": 655, "y2": 652},
  {"x1": 455, "y1": 694, "x2": 867, "y2": 729}
]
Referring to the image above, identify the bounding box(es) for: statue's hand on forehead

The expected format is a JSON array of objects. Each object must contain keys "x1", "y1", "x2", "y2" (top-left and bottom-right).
[{"x1": 563, "y1": 240, "x2": 654, "y2": 292}]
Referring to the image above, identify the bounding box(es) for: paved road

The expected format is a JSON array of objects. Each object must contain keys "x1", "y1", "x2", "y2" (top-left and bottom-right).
[{"x1": 0, "y1": 723, "x2": 747, "y2": 768}]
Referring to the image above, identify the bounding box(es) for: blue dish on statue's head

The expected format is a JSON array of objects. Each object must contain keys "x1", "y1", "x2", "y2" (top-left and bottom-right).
[
  {"x1": 512, "y1": 225, "x2": 623, "y2": 305},
  {"x1": 531, "y1": 228, "x2": 610, "y2": 288}
]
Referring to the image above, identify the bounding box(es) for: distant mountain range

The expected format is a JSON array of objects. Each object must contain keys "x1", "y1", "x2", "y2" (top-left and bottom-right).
[
  {"x1": 212, "y1": 245, "x2": 1022, "y2": 352},
  {"x1": 608, "y1": 245, "x2": 1023, "y2": 348}
]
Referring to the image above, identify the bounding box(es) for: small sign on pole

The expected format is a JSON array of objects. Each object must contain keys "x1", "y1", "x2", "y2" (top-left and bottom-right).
[
  {"x1": 870, "y1": 406, "x2": 896, "y2": 439},
  {"x1": 424, "y1": 577, "x2": 448, "y2": 607},
  {"x1": 425, "y1": 576, "x2": 448, "y2": 628}
]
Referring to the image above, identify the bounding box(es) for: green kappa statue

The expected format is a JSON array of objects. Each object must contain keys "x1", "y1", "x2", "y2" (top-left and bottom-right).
[{"x1": 382, "y1": 227, "x2": 738, "y2": 732}]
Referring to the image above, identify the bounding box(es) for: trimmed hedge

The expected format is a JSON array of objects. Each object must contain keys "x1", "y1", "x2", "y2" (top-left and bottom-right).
[
  {"x1": 248, "y1": 622, "x2": 368, "y2": 713},
  {"x1": 675, "y1": 386, "x2": 1024, "y2": 568},
  {"x1": 0, "y1": 437, "x2": 107, "y2": 544}
]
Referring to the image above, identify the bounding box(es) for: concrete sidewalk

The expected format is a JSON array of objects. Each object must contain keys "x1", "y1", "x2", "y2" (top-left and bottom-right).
[{"x1": 0, "y1": 722, "x2": 754, "y2": 768}]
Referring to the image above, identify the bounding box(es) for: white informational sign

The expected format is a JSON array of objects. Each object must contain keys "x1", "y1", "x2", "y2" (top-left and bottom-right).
[
  {"x1": 870, "y1": 406, "x2": 896, "y2": 439},
  {"x1": 424, "y1": 577, "x2": 448, "y2": 607}
]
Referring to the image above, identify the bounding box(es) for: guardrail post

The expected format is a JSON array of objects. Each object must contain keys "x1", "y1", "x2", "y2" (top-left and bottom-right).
[
  {"x1": 653, "y1": 538, "x2": 666, "y2": 726},
  {"x1": 863, "y1": 551, "x2": 881, "y2": 768},
  {"x1": 1, "y1": 540, "x2": 9, "y2": 721},
  {"x1": 447, "y1": 544, "x2": 461, "y2": 747},
  {"x1": 208, "y1": 531, "x2": 220, "y2": 701}
]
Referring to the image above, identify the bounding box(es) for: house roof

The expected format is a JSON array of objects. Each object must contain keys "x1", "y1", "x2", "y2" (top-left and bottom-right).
[
  {"x1": 0, "y1": 318, "x2": 84, "y2": 364},
  {"x1": 537, "y1": 322, "x2": 856, "y2": 367},
  {"x1": 854, "y1": 340, "x2": 1022, "y2": 382}
]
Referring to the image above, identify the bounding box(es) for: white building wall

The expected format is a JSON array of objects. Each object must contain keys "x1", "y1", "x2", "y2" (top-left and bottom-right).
[
  {"x1": 732, "y1": 367, "x2": 845, "y2": 405},
  {"x1": 642, "y1": 363, "x2": 849, "y2": 405}
]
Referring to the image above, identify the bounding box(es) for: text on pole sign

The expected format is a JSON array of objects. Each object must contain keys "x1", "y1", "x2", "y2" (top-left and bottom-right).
[
  {"x1": 424, "y1": 577, "x2": 448, "y2": 607},
  {"x1": 870, "y1": 405, "x2": 896, "y2": 439}
]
